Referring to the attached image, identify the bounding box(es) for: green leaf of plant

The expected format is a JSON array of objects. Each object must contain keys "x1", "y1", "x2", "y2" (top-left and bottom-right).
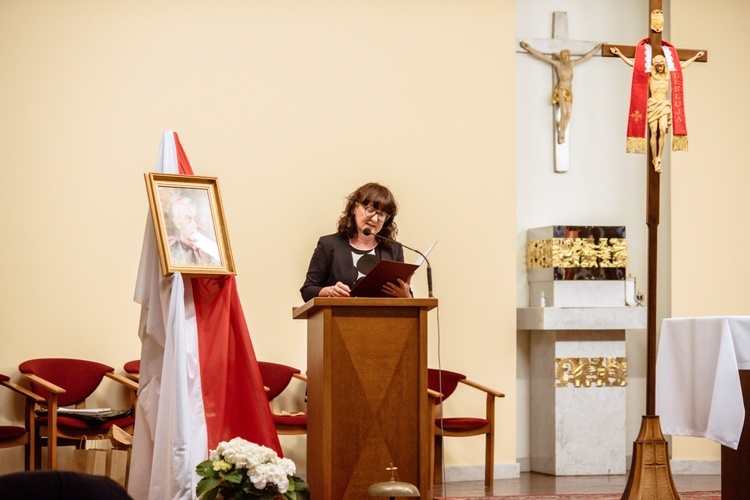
[
  {"x1": 195, "y1": 460, "x2": 216, "y2": 478},
  {"x1": 196, "y1": 477, "x2": 221, "y2": 498},
  {"x1": 221, "y1": 468, "x2": 245, "y2": 484}
]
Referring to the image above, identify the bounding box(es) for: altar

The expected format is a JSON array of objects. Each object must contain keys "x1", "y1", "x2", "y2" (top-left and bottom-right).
[
  {"x1": 518, "y1": 225, "x2": 646, "y2": 475},
  {"x1": 656, "y1": 316, "x2": 750, "y2": 499}
]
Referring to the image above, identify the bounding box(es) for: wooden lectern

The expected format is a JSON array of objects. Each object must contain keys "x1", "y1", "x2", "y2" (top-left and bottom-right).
[{"x1": 292, "y1": 297, "x2": 437, "y2": 499}]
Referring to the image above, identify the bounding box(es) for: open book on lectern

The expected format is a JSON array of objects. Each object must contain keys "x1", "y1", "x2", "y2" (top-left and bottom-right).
[{"x1": 350, "y1": 241, "x2": 437, "y2": 298}]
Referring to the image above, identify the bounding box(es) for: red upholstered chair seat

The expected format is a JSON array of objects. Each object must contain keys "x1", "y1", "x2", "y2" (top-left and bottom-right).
[
  {"x1": 32, "y1": 415, "x2": 135, "y2": 431},
  {"x1": 428, "y1": 368, "x2": 505, "y2": 488},
  {"x1": 271, "y1": 414, "x2": 307, "y2": 427},
  {"x1": 0, "y1": 425, "x2": 27, "y2": 440},
  {"x1": 437, "y1": 417, "x2": 490, "y2": 431}
]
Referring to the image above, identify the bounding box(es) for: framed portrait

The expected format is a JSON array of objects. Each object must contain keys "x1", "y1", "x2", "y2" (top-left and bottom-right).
[{"x1": 144, "y1": 172, "x2": 235, "y2": 277}]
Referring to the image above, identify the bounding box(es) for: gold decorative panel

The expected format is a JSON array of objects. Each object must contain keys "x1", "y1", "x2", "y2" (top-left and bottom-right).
[
  {"x1": 527, "y1": 237, "x2": 628, "y2": 269},
  {"x1": 555, "y1": 357, "x2": 628, "y2": 387}
]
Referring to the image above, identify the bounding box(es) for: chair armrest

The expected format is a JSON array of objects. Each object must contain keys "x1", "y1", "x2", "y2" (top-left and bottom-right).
[
  {"x1": 20, "y1": 373, "x2": 63, "y2": 433},
  {"x1": 0, "y1": 378, "x2": 46, "y2": 404},
  {"x1": 21, "y1": 373, "x2": 66, "y2": 395},
  {"x1": 427, "y1": 388, "x2": 443, "y2": 400},
  {"x1": 105, "y1": 372, "x2": 139, "y2": 392},
  {"x1": 459, "y1": 378, "x2": 505, "y2": 398}
]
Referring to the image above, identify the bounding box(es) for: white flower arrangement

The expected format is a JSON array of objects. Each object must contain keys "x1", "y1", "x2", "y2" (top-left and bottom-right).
[{"x1": 196, "y1": 437, "x2": 308, "y2": 500}]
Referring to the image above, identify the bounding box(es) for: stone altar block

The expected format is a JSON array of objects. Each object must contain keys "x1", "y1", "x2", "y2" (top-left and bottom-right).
[
  {"x1": 519, "y1": 309, "x2": 644, "y2": 475},
  {"x1": 519, "y1": 225, "x2": 644, "y2": 475}
]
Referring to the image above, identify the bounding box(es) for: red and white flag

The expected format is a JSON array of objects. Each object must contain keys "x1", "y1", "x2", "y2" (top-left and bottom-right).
[{"x1": 130, "y1": 131, "x2": 281, "y2": 499}]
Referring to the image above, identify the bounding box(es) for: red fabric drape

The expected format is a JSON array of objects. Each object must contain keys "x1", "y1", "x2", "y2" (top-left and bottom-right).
[
  {"x1": 626, "y1": 39, "x2": 651, "y2": 150},
  {"x1": 192, "y1": 276, "x2": 282, "y2": 454},
  {"x1": 174, "y1": 132, "x2": 194, "y2": 175},
  {"x1": 172, "y1": 132, "x2": 282, "y2": 455}
]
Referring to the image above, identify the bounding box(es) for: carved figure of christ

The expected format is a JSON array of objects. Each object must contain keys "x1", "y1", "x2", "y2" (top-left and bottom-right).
[{"x1": 517, "y1": 12, "x2": 602, "y2": 173}]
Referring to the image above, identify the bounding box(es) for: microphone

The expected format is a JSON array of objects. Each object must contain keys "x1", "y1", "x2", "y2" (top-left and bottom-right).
[{"x1": 363, "y1": 228, "x2": 433, "y2": 297}]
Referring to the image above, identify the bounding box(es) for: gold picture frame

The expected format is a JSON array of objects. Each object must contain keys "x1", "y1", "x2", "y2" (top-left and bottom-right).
[{"x1": 144, "y1": 172, "x2": 235, "y2": 277}]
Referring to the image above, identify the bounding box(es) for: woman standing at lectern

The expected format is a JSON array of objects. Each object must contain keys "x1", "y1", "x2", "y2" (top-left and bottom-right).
[{"x1": 300, "y1": 182, "x2": 410, "y2": 302}]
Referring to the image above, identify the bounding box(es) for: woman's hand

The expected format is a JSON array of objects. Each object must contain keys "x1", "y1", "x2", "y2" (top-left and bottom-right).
[
  {"x1": 382, "y1": 278, "x2": 411, "y2": 298},
  {"x1": 327, "y1": 282, "x2": 351, "y2": 297}
]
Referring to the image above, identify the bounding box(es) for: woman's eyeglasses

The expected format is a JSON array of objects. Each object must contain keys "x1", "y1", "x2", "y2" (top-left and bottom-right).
[{"x1": 357, "y1": 203, "x2": 391, "y2": 222}]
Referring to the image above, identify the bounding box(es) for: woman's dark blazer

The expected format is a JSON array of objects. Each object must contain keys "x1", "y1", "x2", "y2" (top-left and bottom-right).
[{"x1": 300, "y1": 232, "x2": 404, "y2": 302}]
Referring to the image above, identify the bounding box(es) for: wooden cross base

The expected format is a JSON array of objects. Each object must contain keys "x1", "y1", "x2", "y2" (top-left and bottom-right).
[{"x1": 622, "y1": 415, "x2": 679, "y2": 500}]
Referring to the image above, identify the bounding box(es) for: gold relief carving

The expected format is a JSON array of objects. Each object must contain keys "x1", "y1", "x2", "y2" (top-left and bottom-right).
[
  {"x1": 651, "y1": 9, "x2": 664, "y2": 33},
  {"x1": 526, "y1": 238, "x2": 628, "y2": 269},
  {"x1": 555, "y1": 357, "x2": 628, "y2": 387}
]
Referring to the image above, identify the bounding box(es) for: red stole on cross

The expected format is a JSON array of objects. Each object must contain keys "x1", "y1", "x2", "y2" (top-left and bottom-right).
[{"x1": 626, "y1": 38, "x2": 689, "y2": 154}]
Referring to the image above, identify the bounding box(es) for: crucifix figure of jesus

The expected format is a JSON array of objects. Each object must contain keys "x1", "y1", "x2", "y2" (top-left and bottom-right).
[
  {"x1": 609, "y1": 45, "x2": 704, "y2": 172},
  {"x1": 517, "y1": 11, "x2": 603, "y2": 173},
  {"x1": 520, "y1": 41, "x2": 601, "y2": 144}
]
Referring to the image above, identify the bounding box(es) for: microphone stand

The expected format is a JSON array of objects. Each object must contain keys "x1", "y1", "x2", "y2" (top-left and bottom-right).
[{"x1": 366, "y1": 229, "x2": 434, "y2": 298}]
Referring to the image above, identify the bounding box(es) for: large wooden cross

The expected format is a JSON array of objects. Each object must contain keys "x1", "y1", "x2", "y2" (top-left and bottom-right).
[{"x1": 601, "y1": 2, "x2": 707, "y2": 498}]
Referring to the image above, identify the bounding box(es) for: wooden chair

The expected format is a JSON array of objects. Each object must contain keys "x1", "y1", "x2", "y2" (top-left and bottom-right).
[
  {"x1": 428, "y1": 368, "x2": 505, "y2": 488},
  {"x1": 18, "y1": 358, "x2": 139, "y2": 470},
  {"x1": 257, "y1": 361, "x2": 307, "y2": 435},
  {"x1": 1, "y1": 373, "x2": 44, "y2": 471},
  {"x1": 122, "y1": 360, "x2": 140, "y2": 414}
]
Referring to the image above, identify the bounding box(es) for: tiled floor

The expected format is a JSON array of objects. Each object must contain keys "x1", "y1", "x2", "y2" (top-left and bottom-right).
[{"x1": 434, "y1": 472, "x2": 721, "y2": 497}]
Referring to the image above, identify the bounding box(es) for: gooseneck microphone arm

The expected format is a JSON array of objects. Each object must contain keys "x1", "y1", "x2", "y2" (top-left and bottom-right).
[{"x1": 363, "y1": 228, "x2": 433, "y2": 298}]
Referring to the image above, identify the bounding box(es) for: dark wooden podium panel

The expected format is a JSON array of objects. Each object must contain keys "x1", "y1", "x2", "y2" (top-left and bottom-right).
[
  {"x1": 293, "y1": 298, "x2": 437, "y2": 500},
  {"x1": 721, "y1": 370, "x2": 750, "y2": 500}
]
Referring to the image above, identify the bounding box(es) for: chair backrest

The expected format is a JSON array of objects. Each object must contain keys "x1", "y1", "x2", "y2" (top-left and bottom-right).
[
  {"x1": 123, "y1": 360, "x2": 140, "y2": 375},
  {"x1": 427, "y1": 368, "x2": 467, "y2": 404},
  {"x1": 18, "y1": 358, "x2": 114, "y2": 407},
  {"x1": 257, "y1": 362, "x2": 301, "y2": 400}
]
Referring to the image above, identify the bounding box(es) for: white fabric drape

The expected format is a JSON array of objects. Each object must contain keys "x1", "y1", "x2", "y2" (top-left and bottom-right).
[
  {"x1": 657, "y1": 316, "x2": 749, "y2": 449},
  {"x1": 129, "y1": 131, "x2": 208, "y2": 499}
]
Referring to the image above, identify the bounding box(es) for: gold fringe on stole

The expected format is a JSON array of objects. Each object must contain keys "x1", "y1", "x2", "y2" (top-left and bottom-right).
[
  {"x1": 626, "y1": 137, "x2": 647, "y2": 154},
  {"x1": 672, "y1": 135, "x2": 689, "y2": 151}
]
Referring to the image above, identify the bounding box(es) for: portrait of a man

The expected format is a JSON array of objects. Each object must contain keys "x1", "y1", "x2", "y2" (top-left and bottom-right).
[{"x1": 159, "y1": 187, "x2": 221, "y2": 267}]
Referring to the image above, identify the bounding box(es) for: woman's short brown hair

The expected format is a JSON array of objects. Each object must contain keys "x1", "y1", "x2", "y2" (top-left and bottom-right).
[{"x1": 336, "y1": 182, "x2": 399, "y2": 243}]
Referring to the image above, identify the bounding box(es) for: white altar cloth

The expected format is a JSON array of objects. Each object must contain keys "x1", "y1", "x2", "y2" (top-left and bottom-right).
[{"x1": 656, "y1": 316, "x2": 750, "y2": 449}]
